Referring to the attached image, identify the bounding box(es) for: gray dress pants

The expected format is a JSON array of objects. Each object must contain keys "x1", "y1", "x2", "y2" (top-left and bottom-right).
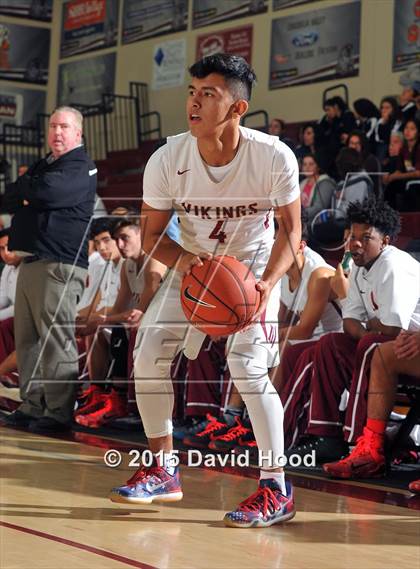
[{"x1": 15, "y1": 259, "x2": 86, "y2": 424}]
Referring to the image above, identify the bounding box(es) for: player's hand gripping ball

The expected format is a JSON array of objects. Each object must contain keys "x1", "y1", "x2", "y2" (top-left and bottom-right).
[{"x1": 181, "y1": 256, "x2": 260, "y2": 336}]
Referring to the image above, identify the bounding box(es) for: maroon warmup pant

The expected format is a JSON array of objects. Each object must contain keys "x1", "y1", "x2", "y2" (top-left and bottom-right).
[
  {"x1": 306, "y1": 332, "x2": 392, "y2": 443},
  {"x1": 0, "y1": 317, "x2": 15, "y2": 364},
  {"x1": 275, "y1": 340, "x2": 318, "y2": 449}
]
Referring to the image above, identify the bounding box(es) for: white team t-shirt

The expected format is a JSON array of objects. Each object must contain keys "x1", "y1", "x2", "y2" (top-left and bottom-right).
[
  {"x1": 342, "y1": 246, "x2": 420, "y2": 330},
  {"x1": 143, "y1": 126, "x2": 300, "y2": 261}
]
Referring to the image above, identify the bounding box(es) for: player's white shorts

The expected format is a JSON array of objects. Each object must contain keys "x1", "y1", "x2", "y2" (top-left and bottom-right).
[{"x1": 134, "y1": 256, "x2": 280, "y2": 369}]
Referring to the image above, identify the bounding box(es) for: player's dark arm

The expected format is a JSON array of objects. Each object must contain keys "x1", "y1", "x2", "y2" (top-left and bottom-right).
[
  {"x1": 280, "y1": 268, "x2": 334, "y2": 341},
  {"x1": 367, "y1": 317, "x2": 401, "y2": 338},
  {"x1": 343, "y1": 318, "x2": 370, "y2": 340}
]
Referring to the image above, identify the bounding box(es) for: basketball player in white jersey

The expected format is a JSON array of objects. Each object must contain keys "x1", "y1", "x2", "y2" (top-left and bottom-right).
[{"x1": 110, "y1": 54, "x2": 301, "y2": 528}]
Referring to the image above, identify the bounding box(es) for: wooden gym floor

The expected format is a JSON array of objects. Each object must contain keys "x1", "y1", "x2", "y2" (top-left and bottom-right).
[{"x1": 1, "y1": 426, "x2": 419, "y2": 569}]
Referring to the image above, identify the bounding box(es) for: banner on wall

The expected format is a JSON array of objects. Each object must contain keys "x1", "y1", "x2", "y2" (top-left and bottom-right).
[
  {"x1": 393, "y1": 0, "x2": 420, "y2": 72},
  {"x1": 0, "y1": 0, "x2": 52, "y2": 21},
  {"x1": 196, "y1": 25, "x2": 253, "y2": 64},
  {"x1": 0, "y1": 23, "x2": 50, "y2": 84},
  {"x1": 152, "y1": 38, "x2": 186, "y2": 90},
  {"x1": 269, "y1": 0, "x2": 360, "y2": 89},
  {"x1": 274, "y1": 0, "x2": 317, "y2": 9},
  {"x1": 122, "y1": 0, "x2": 188, "y2": 44},
  {"x1": 0, "y1": 86, "x2": 46, "y2": 129},
  {"x1": 192, "y1": 0, "x2": 267, "y2": 29},
  {"x1": 57, "y1": 53, "x2": 116, "y2": 106},
  {"x1": 60, "y1": 0, "x2": 119, "y2": 58}
]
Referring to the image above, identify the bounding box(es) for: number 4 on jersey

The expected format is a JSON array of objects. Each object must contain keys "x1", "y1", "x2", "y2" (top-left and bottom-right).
[{"x1": 209, "y1": 220, "x2": 227, "y2": 243}]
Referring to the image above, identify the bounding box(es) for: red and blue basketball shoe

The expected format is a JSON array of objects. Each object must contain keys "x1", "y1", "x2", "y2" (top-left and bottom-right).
[
  {"x1": 109, "y1": 460, "x2": 183, "y2": 504},
  {"x1": 223, "y1": 479, "x2": 295, "y2": 528}
]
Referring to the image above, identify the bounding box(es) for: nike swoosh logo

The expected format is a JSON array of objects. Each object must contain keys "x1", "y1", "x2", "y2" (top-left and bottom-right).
[
  {"x1": 183, "y1": 286, "x2": 216, "y2": 308},
  {"x1": 177, "y1": 169, "x2": 190, "y2": 175},
  {"x1": 145, "y1": 479, "x2": 169, "y2": 493}
]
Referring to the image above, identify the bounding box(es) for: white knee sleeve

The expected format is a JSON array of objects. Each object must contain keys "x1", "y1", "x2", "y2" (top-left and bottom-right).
[
  {"x1": 134, "y1": 327, "x2": 182, "y2": 438},
  {"x1": 227, "y1": 342, "x2": 284, "y2": 467}
]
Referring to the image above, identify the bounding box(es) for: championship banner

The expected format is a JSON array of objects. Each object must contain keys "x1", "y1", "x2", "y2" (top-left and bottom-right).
[
  {"x1": 0, "y1": 0, "x2": 52, "y2": 21},
  {"x1": 269, "y1": 0, "x2": 360, "y2": 89},
  {"x1": 192, "y1": 0, "x2": 267, "y2": 29},
  {"x1": 57, "y1": 52, "x2": 116, "y2": 106},
  {"x1": 196, "y1": 25, "x2": 253, "y2": 64},
  {"x1": 393, "y1": 0, "x2": 420, "y2": 71},
  {"x1": 273, "y1": 0, "x2": 316, "y2": 9},
  {"x1": 60, "y1": 0, "x2": 119, "y2": 58},
  {"x1": 0, "y1": 23, "x2": 50, "y2": 84},
  {"x1": 0, "y1": 86, "x2": 46, "y2": 129},
  {"x1": 122, "y1": 0, "x2": 188, "y2": 44}
]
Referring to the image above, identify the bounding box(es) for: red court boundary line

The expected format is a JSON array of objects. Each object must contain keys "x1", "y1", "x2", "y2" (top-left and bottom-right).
[{"x1": 0, "y1": 521, "x2": 158, "y2": 569}]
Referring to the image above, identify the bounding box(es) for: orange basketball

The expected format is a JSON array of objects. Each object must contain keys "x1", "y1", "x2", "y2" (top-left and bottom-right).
[{"x1": 181, "y1": 256, "x2": 260, "y2": 337}]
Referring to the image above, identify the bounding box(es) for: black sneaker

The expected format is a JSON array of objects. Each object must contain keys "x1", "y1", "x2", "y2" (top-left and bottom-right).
[
  {"x1": 208, "y1": 417, "x2": 253, "y2": 452},
  {"x1": 4, "y1": 410, "x2": 35, "y2": 428},
  {"x1": 183, "y1": 414, "x2": 229, "y2": 449},
  {"x1": 285, "y1": 436, "x2": 349, "y2": 465},
  {"x1": 29, "y1": 417, "x2": 72, "y2": 434}
]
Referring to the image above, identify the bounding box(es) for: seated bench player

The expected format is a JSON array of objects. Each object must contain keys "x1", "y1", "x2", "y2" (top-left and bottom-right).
[
  {"x1": 76, "y1": 218, "x2": 166, "y2": 427},
  {"x1": 271, "y1": 215, "x2": 343, "y2": 449},
  {"x1": 323, "y1": 330, "x2": 420, "y2": 488},
  {"x1": 285, "y1": 198, "x2": 420, "y2": 464}
]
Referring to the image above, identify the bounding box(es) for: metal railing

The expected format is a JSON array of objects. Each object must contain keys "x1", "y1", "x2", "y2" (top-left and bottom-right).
[
  {"x1": 322, "y1": 84, "x2": 349, "y2": 106},
  {"x1": 130, "y1": 82, "x2": 162, "y2": 141},
  {"x1": 102, "y1": 93, "x2": 141, "y2": 154},
  {"x1": 242, "y1": 110, "x2": 269, "y2": 131},
  {"x1": 1, "y1": 124, "x2": 42, "y2": 193}
]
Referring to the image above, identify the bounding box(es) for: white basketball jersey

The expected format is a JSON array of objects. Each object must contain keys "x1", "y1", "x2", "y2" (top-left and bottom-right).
[
  {"x1": 143, "y1": 126, "x2": 299, "y2": 265},
  {"x1": 281, "y1": 247, "x2": 343, "y2": 340}
]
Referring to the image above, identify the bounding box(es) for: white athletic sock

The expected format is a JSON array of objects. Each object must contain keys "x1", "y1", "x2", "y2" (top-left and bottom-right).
[
  {"x1": 155, "y1": 452, "x2": 178, "y2": 476},
  {"x1": 260, "y1": 470, "x2": 286, "y2": 495}
]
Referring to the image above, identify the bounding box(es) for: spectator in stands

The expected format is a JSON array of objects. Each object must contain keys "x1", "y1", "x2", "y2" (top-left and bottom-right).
[
  {"x1": 383, "y1": 118, "x2": 420, "y2": 210},
  {"x1": 323, "y1": 329, "x2": 420, "y2": 482},
  {"x1": 1, "y1": 106, "x2": 96, "y2": 433},
  {"x1": 399, "y1": 84, "x2": 419, "y2": 123},
  {"x1": 299, "y1": 154, "x2": 336, "y2": 224},
  {"x1": 268, "y1": 117, "x2": 295, "y2": 150},
  {"x1": 347, "y1": 130, "x2": 382, "y2": 196},
  {"x1": 76, "y1": 218, "x2": 166, "y2": 428},
  {"x1": 285, "y1": 198, "x2": 420, "y2": 463},
  {"x1": 373, "y1": 96, "x2": 402, "y2": 161},
  {"x1": 317, "y1": 96, "x2": 356, "y2": 175},
  {"x1": 353, "y1": 98, "x2": 380, "y2": 143},
  {"x1": 334, "y1": 147, "x2": 374, "y2": 214},
  {"x1": 382, "y1": 131, "x2": 404, "y2": 173},
  {"x1": 295, "y1": 123, "x2": 316, "y2": 164}
]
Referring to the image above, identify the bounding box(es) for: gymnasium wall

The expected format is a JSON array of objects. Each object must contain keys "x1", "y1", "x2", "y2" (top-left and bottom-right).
[{"x1": 0, "y1": 0, "x2": 406, "y2": 136}]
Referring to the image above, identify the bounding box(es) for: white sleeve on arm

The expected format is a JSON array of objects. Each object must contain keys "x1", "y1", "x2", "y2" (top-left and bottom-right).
[
  {"x1": 0, "y1": 270, "x2": 8, "y2": 310},
  {"x1": 269, "y1": 141, "x2": 300, "y2": 207},
  {"x1": 142, "y1": 144, "x2": 172, "y2": 210},
  {"x1": 376, "y1": 262, "x2": 420, "y2": 329},
  {"x1": 342, "y1": 269, "x2": 368, "y2": 321}
]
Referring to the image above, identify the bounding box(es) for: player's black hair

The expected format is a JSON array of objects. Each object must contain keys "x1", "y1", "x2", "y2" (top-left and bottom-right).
[
  {"x1": 346, "y1": 197, "x2": 401, "y2": 239},
  {"x1": 112, "y1": 217, "x2": 140, "y2": 238},
  {"x1": 89, "y1": 217, "x2": 118, "y2": 240},
  {"x1": 189, "y1": 53, "x2": 257, "y2": 101}
]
